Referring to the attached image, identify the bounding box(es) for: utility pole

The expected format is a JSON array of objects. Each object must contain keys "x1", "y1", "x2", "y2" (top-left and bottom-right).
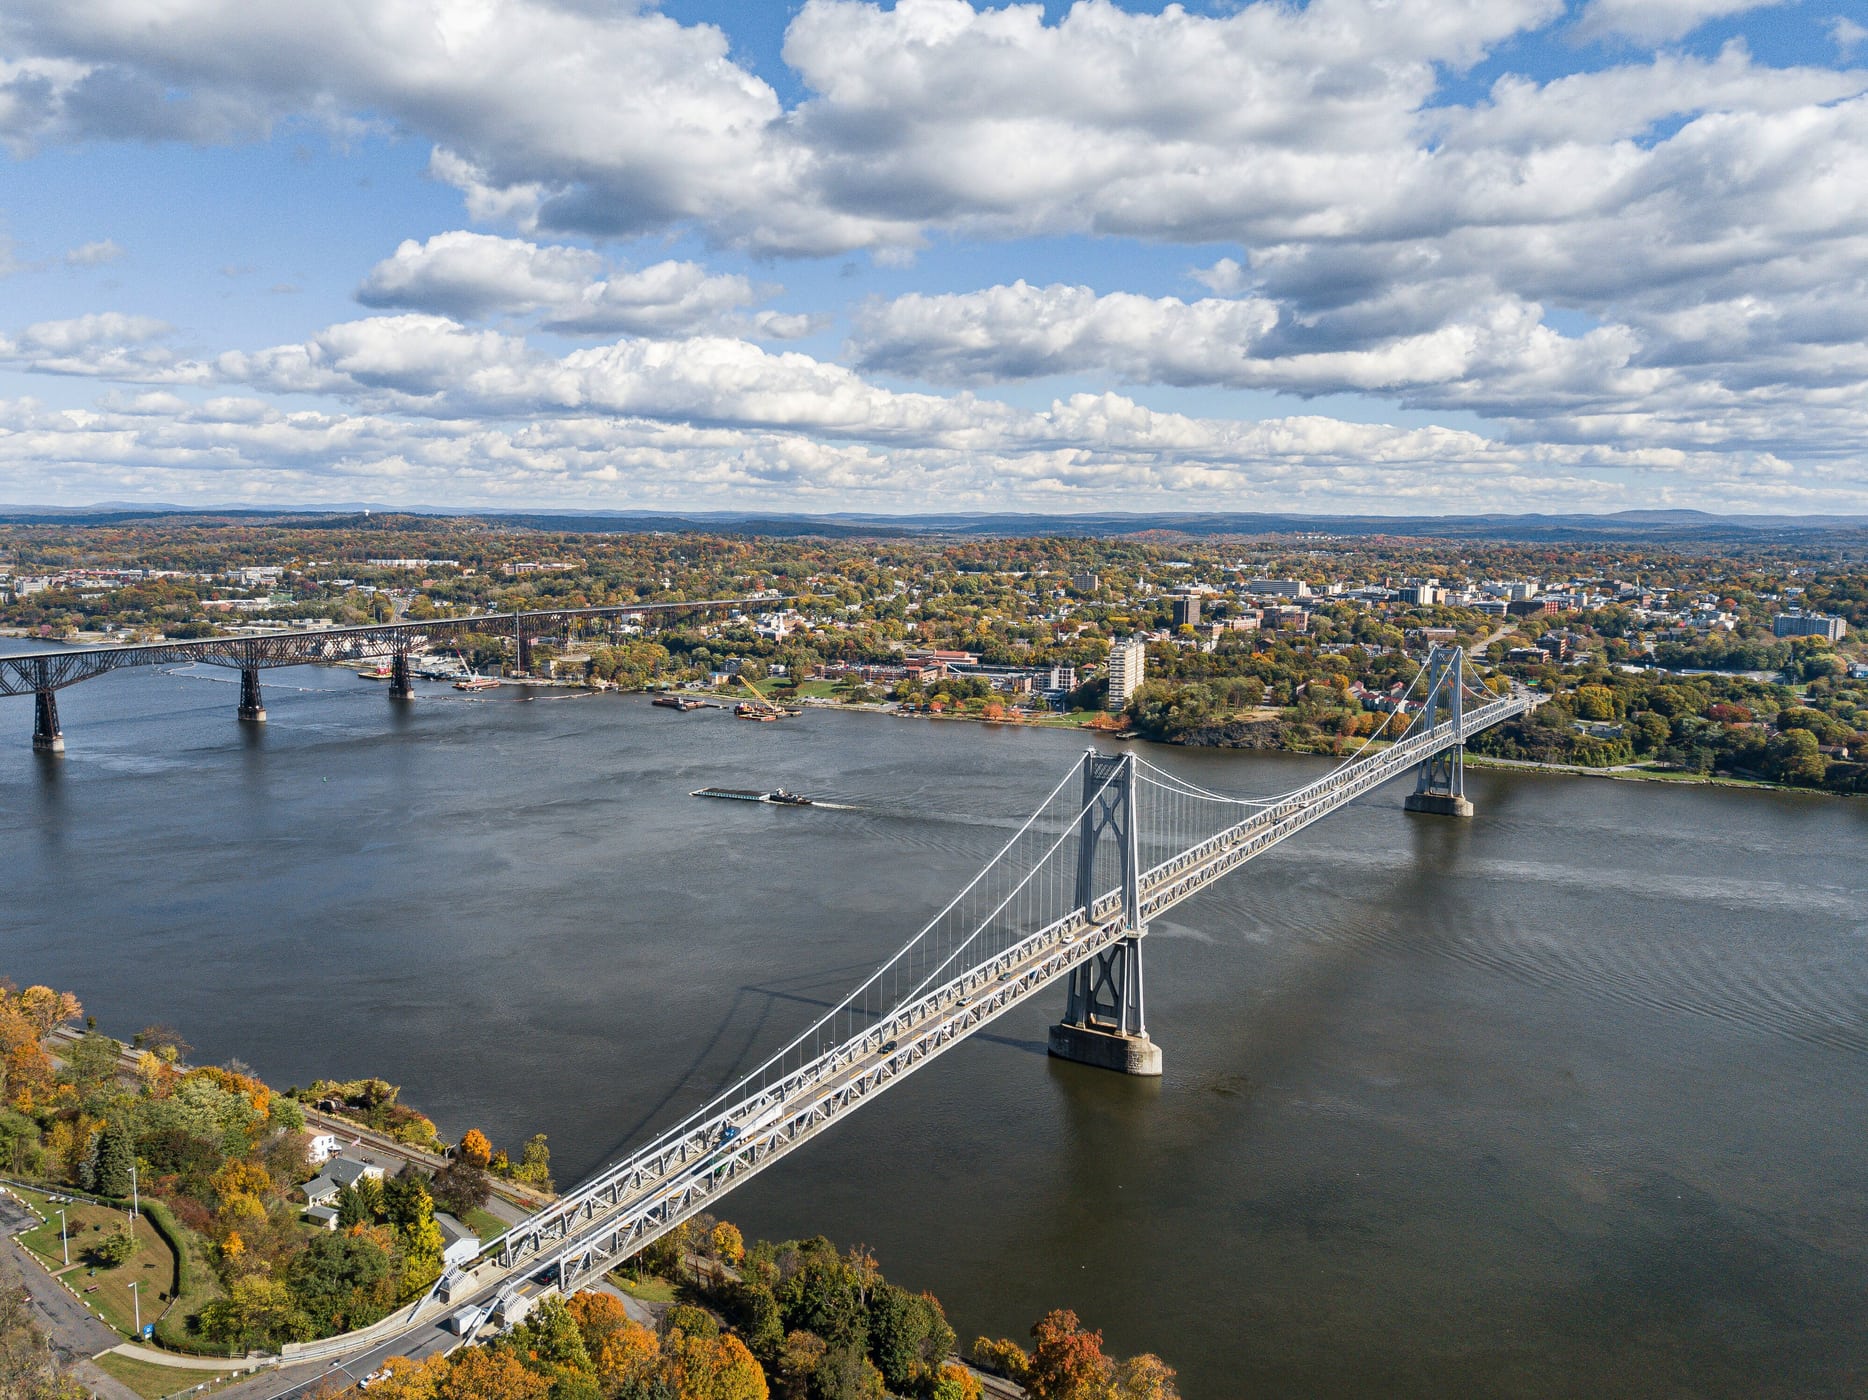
[
  {"x1": 130, "y1": 1160, "x2": 139, "y2": 1219},
  {"x1": 56, "y1": 1208, "x2": 68, "y2": 1267},
  {"x1": 130, "y1": 1280, "x2": 140, "y2": 1338}
]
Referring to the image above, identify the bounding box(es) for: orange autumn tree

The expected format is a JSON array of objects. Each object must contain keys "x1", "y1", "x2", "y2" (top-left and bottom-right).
[
  {"x1": 1025, "y1": 1310, "x2": 1112, "y2": 1400},
  {"x1": 435, "y1": 1346, "x2": 552, "y2": 1400},
  {"x1": 457, "y1": 1128, "x2": 493, "y2": 1168},
  {"x1": 0, "y1": 982, "x2": 81, "y2": 1111},
  {"x1": 566, "y1": 1290, "x2": 660, "y2": 1387}
]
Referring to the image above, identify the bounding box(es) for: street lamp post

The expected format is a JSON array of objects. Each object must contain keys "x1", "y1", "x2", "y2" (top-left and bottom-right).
[
  {"x1": 130, "y1": 1160, "x2": 138, "y2": 1219},
  {"x1": 56, "y1": 1208, "x2": 68, "y2": 1267},
  {"x1": 129, "y1": 1280, "x2": 140, "y2": 1338}
]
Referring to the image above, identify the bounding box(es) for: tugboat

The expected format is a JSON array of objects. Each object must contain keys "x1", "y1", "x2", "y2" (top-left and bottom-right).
[
  {"x1": 654, "y1": 694, "x2": 707, "y2": 711},
  {"x1": 766, "y1": 789, "x2": 814, "y2": 806}
]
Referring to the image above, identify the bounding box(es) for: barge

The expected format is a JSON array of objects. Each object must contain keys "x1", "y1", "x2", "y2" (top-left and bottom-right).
[{"x1": 691, "y1": 787, "x2": 816, "y2": 806}]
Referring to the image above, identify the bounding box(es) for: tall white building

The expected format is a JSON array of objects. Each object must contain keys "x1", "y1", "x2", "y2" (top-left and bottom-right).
[{"x1": 1107, "y1": 636, "x2": 1147, "y2": 710}]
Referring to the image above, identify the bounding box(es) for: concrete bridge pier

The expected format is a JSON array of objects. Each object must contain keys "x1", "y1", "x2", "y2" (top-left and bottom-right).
[
  {"x1": 1048, "y1": 932, "x2": 1161, "y2": 1075},
  {"x1": 237, "y1": 664, "x2": 266, "y2": 723},
  {"x1": 1404, "y1": 746, "x2": 1472, "y2": 817},
  {"x1": 31, "y1": 687, "x2": 63, "y2": 753}
]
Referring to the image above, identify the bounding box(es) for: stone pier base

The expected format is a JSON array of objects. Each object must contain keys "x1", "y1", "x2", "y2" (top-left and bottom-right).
[
  {"x1": 1404, "y1": 792, "x2": 1474, "y2": 818},
  {"x1": 1047, "y1": 1022, "x2": 1163, "y2": 1076}
]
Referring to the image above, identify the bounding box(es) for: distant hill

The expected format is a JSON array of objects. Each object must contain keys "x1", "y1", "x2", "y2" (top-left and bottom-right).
[{"x1": 2, "y1": 504, "x2": 1866, "y2": 544}]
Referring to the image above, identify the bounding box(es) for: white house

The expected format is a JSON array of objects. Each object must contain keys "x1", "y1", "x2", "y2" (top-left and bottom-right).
[{"x1": 306, "y1": 1133, "x2": 342, "y2": 1165}]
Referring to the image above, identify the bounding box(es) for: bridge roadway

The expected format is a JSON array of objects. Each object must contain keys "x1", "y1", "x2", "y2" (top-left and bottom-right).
[
  {"x1": 0, "y1": 595, "x2": 778, "y2": 696},
  {"x1": 268, "y1": 689, "x2": 1527, "y2": 1367}
]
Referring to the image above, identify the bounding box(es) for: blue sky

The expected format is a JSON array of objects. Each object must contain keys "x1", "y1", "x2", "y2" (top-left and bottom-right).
[{"x1": 1, "y1": 0, "x2": 1865, "y2": 514}]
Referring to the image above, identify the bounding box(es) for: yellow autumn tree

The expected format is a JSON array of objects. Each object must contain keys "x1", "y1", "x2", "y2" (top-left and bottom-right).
[
  {"x1": 711, "y1": 1221, "x2": 745, "y2": 1267},
  {"x1": 367, "y1": 1354, "x2": 450, "y2": 1400},
  {"x1": 210, "y1": 1159, "x2": 272, "y2": 1201},
  {"x1": 1115, "y1": 1354, "x2": 1180, "y2": 1400},
  {"x1": 435, "y1": 1346, "x2": 552, "y2": 1400},
  {"x1": 661, "y1": 1331, "x2": 768, "y2": 1400}
]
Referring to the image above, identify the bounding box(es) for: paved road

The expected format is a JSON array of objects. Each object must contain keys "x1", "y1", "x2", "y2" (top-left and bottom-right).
[{"x1": 1, "y1": 1204, "x2": 139, "y2": 1400}]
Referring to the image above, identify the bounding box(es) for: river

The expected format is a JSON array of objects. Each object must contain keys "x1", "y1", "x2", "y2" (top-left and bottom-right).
[{"x1": 3, "y1": 651, "x2": 1865, "y2": 1398}]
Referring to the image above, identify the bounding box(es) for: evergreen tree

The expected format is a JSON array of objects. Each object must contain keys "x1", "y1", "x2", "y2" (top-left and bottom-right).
[{"x1": 94, "y1": 1122, "x2": 136, "y2": 1199}]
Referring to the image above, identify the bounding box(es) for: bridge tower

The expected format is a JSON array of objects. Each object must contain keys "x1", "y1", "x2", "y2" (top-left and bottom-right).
[
  {"x1": 237, "y1": 642, "x2": 266, "y2": 723},
  {"x1": 31, "y1": 661, "x2": 62, "y2": 754},
  {"x1": 1048, "y1": 751, "x2": 1163, "y2": 1076},
  {"x1": 1403, "y1": 645, "x2": 1474, "y2": 818}
]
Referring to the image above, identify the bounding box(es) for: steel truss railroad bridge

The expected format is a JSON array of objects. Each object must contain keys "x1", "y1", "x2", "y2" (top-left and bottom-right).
[{"x1": 0, "y1": 596, "x2": 771, "y2": 751}]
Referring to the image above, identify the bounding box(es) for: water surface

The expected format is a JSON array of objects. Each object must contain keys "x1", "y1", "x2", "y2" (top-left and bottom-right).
[{"x1": 3, "y1": 653, "x2": 1864, "y2": 1397}]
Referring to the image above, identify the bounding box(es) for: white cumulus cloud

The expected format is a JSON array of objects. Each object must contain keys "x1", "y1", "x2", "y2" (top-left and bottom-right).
[
  {"x1": 357, "y1": 231, "x2": 767, "y2": 336},
  {"x1": 62, "y1": 238, "x2": 123, "y2": 266}
]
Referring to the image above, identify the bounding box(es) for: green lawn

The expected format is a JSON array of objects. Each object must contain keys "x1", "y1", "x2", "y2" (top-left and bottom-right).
[
  {"x1": 26, "y1": 1196, "x2": 173, "y2": 1338},
  {"x1": 607, "y1": 1271, "x2": 678, "y2": 1303},
  {"x1": 18, "y1": 1198, "x2": 176, "y2": 1340},
  {"x1": 464, "y1": 1207, "x2": 507, "y2": 1242},
  {"x1": 1031, "y1": 710, "x2": 1113, "y2": 728},
  {"x1": 784, "y1": 679, "x2": 842, "y2": 699},
  {"x1": 91, "y1": 1351, "x2": 239, "y2": 1399}
]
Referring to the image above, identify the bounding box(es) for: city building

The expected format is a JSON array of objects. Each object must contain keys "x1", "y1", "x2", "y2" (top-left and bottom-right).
[
  {"x1": 1245, "y1": 579, "x2": 1311, "y2": 598},
  {"x1": 1171, "y1": 593, "x2": 1202, "y2": 627},
  {"x1": 1773, "y1": 611, "x2": 1847, "y2": 641},
  {"x1": 1048, "y1": 663, "x2": 1078, "y2": 693},
  {"x1": 1071, "y1": 571, "x2": 1101, "y2": 593},
  {"x1": 1107, "y1": 636, "x2": 1147, "y2": 710}
]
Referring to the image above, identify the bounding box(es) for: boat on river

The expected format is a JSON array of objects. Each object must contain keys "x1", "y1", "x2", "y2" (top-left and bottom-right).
[{"x1": 691, "y1": 787, "x2": 816, "y2": 806}]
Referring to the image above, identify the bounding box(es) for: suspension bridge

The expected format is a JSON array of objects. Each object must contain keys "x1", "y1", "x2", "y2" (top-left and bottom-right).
[
  {"x1": 365, "y1": 644, "x2": 1521, "y2": 1339},
  {"x1": 23, "y1": 637, "x2": 1524, "y2": 1368},
  {"x1": 0, "y1": 596, "x2": 775, "y2": 751}
]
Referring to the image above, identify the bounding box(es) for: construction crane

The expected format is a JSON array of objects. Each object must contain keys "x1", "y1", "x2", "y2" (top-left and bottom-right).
[{"x1": 735, "y1": 670, "x2": 799, "y2": 721}]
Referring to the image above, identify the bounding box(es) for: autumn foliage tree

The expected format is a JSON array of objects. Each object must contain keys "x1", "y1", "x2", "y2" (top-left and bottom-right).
[
  {"x1": 0, "y1": 983, "x2": 80, "y2": 1112},
  {"x1": 457, "y1": 1128, "x2": 492, "y2": 1167},
  {"x1": 982, "y1": 1311, "x2": 1179, "y2": 1400}
]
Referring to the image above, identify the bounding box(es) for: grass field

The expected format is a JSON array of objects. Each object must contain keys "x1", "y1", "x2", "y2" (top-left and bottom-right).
[
  {"x1": 607, "y1": 1271, "x2": 678, "y2": 1303},
  {"x1": 91, "y1": 1351, "x2": 239, "y2": 1399},
  {"x1": 464, "y1": 1207, "x2": 507, "y2": 1242},
  {"x1": 16, "y1": 1194, "x2": 175, "y2": 1339}
]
